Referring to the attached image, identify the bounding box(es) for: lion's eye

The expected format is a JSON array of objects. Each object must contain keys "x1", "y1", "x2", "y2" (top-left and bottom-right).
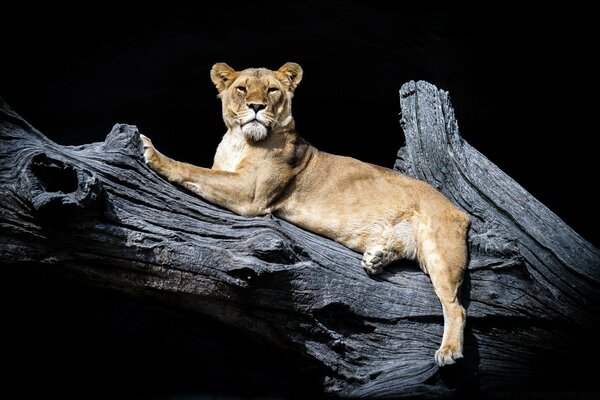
[
  {"x1": 236, "y1": 86, "x2": 247, "y2": 93},
  {"x1": 268, "y1": 87, "x2": 279, "y2": 94}
]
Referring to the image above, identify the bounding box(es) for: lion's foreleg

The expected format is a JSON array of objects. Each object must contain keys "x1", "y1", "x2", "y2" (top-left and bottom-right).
[{"x1": 141, "y1": 135, "x2": 254, "y2": 214}]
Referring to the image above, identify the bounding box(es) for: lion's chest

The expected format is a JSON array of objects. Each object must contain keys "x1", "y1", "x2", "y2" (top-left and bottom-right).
[{"x1": 212, "y1": 131, "x2": 248, "y2": 172}]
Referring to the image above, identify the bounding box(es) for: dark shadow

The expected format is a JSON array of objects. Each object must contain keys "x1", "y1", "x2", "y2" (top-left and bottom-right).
[
  {"x1": 383, "y1": 258, "x2": 423, "y2": 274},
  {"x1": 2, "y1": 263, "x2": 324, "y2": 400}
]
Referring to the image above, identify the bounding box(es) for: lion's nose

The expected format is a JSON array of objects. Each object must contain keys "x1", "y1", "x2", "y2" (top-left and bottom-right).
[{"x1": 248, "y1": 103, "x2": 266, "y2": 112}]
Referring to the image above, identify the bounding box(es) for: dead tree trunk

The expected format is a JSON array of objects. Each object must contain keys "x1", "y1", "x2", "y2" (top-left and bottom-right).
[{"x1": 1, "y1": 81, "x2": 598, "y2": 398}]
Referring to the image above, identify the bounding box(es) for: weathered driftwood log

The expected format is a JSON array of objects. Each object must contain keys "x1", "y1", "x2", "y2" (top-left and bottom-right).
[{"x1": 1, "y1": 81, "x2": 598, "y2": 398}]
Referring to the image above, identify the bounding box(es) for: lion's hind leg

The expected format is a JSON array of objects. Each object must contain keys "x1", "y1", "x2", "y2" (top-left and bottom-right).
[
  {"x1": 417, "y1": 212, "x2": 469, "y2": 367},
  {"x1": 361, "y1": 220, "x2": 418, "y2": 275}
]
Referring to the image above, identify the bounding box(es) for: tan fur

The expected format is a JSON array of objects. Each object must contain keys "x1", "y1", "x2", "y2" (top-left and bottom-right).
[{"x1": 141, "y1": 62, "x2": 469, "y2": 366}]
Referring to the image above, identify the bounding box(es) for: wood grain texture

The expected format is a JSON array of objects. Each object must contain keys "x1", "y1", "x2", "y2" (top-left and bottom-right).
[{"x1": 1, "y1": 81, "x2": 598, "y2": 398}]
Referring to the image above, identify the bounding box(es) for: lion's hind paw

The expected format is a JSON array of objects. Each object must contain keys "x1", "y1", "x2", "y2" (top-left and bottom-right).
[{"x1": 361, "y1": 246, "x2": 386, "y2": 275}]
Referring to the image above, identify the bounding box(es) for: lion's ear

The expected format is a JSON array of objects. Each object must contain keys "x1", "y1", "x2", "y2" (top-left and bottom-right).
[
  {"x1": 277, "y1": 62, "x2": 303, "y2": 91},
  {"x1": 211, "y1": 63, "x2": 238, "y2": 93}
]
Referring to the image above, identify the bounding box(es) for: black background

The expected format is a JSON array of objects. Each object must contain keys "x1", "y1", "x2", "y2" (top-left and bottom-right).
[
  {"x1": 1, "y1": 4, "x2": 598, "y2": 398},
  {"x1": 2, "y1": 5, "x2": 598, "y2": 247}
]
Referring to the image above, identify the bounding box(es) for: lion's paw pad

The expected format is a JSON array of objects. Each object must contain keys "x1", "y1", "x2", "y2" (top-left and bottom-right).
[
  {"x1": 361, "y1": 248, "x2": 385, "y2": 275},
  {"x1": 435, "y1": 346, "x2": 463, "y2": 367}
]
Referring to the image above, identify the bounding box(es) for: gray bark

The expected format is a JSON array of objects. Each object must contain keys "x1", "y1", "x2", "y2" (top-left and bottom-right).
[{"x1": 1, "y1": 81, "x2": 598, "y2": 398}]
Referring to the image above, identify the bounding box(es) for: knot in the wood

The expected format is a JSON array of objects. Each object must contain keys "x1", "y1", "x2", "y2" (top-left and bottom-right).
[
  {"x1": 103, "y1": 123, "x2": 144, "y2": 159},
  {"x1": 31, "y1": 154, "x2": 78, "y2": 193},
  {"x1": 245, "y1": 230, "x2": 303, "y2": 264},
  {"x1": 20, "y1": 153, "x2": 103, "y2": 218}
]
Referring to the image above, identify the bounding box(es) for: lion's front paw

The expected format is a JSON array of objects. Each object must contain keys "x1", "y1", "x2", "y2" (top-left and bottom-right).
[
  {"x1": 140, "y1": 134, "x2": 160, "y2": 167},
  {"x1": 361, "y1": 246, "x2": 386, "y2": 275},
  {"x1": 435, "y1": 345, "x2": 463, "y2": 367}
]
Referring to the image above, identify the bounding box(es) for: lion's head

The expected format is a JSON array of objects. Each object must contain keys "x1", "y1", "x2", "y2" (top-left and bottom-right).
[{"x1": 210, "y1": 62, "x2": 303, "y2": 141}]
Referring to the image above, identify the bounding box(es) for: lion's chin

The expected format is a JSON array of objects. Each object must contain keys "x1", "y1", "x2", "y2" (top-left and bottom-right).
[{"x1": 241, "y1": 121, "x2": 269, "y2": 141}]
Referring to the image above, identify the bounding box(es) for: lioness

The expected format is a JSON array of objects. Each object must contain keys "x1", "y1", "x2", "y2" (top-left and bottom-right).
[{"x1": 141, "y1": 62, "x2": 469, "y2": 366}]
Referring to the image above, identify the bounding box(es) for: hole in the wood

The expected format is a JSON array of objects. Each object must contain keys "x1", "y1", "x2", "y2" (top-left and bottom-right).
[
  {"x1": 31, "y1": 154, "x2": 78, "y2": 194},
  {"x1": 314, "y1": 302, "x2": 375, "y2": 335},
  {"x1": 226, "y1": 267, "x2": 258, "y2": 282}
]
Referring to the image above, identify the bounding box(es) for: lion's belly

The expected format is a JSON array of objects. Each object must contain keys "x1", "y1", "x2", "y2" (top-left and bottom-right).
[
  {"x1": 274, "y1": 151, "x2": 438, "y2": 257},
  {"x1": 278, "y1": 195, "x2": 415, "y2": 254}
]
